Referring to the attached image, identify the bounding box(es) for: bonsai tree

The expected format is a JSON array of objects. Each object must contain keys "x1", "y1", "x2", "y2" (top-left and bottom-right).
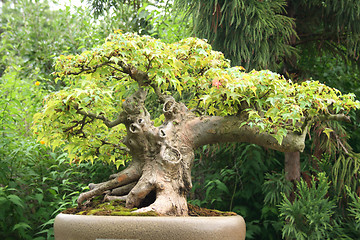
[{"x1": 33, "y1": 31, "x2": 359, "y2": 216}]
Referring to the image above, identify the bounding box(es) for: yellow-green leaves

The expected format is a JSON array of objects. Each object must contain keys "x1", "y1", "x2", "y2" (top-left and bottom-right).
[
  {"x1": 32, "y1": 75, "x2": 127, "y2": 164},
  {"x1": 35, "y1": 31, "x2": 360, "y2": 162},
  {"x1": 194, "y1": 68, "x2": 359, "y2": 144}
]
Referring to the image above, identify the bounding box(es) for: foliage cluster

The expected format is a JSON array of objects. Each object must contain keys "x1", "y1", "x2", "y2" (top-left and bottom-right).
[
  {"x1": 33, "y1": 31, "x2": 358, "y2": 167},
  {"x1": 189, "y1": 74, "x2": 360, "y2": 239},
  {"x1": 279, "y1": 173, "x2": 336, "y2": 240}
]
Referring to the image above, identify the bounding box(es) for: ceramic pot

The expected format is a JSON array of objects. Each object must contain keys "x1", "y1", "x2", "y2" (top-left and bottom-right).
[{"x1": 54, "y1": 213, "x2": 246, "y2": 240}]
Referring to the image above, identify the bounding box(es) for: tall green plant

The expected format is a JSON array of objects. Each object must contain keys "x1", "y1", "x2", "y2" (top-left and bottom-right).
[
  {"x1": 346, "y1": 186, "x2": 360, "y2": 232},
  {"x1": 177, "y1": 0, "x2": 296, "y2": 70},
  {"x1": 279, "y1": 173, "x2": 336, "y2": 240},
  {"x1": 178, "y1": 0, "x2": 360, "y2": 72}
]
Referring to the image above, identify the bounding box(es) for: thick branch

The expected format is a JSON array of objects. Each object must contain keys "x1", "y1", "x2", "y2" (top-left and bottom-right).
[
  {"x1": 150, "y1": 83, "x2": 168, "y2": 103},
  {"x1": 186, "y1": 115, "x2": 307, "y2": 153},
  {"x1": 318, "y1": 113, "x2": 351, "y2": 123},
  {"x1": 115, "y1": 62, "x2": 150, "y2": 86}
]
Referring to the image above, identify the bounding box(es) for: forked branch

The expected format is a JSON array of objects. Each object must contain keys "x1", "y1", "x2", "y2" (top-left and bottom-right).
[{"x1": 73, "y1": 104, "x2": 126, "y2": 128}]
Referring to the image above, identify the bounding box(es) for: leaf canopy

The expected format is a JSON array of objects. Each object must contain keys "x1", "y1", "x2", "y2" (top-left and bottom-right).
[{"x1": 33, "y1": 31, "x2": 360, "y2": 163}]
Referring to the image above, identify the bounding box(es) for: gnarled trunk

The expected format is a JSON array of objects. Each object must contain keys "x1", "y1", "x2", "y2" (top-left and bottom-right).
[
  {"x1": 77, "y1": 90, "x2": 196, "y2": 215},
  {"x1": 77, "y1": 88, "x2": 307, "y2": 216}
]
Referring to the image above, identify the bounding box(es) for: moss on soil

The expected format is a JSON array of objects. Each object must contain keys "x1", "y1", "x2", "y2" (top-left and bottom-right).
[{"x1": 62, "y1": 196, "x2": 237, "y2": 217}]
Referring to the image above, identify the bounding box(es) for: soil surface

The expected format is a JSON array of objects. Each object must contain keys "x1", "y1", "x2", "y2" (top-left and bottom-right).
[{"x1": 62, "y1": 196, "x2": 237, "y2": 217}]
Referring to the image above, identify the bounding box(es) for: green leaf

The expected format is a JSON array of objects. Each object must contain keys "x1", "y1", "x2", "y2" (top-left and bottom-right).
[
  {"x1": 215, "y1": 180, "x2": 230, "y2": 195},
  {"x1": 7, "y1": 194, "x2": 24, "y2": 208},
  {"x1": 12, "y1": 222, "x2": 32, "y2": 231},
  {"x1": 323, "y1": 128, "x2": 333, "y2": 139}
]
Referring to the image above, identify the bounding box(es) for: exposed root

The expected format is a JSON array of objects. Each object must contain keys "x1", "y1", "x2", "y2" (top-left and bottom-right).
[
  {"x1": 111, "y1": 182, "x2": 137, "y2": 196},
  {"x1": 104, "y1": 194, "x2": 127, "y2": 202},
  {"x1": 88, "y1": 183, "x2": 101, "y2": 190},
  {"x1": 77, "y1": 166, "x2": 140, "y2": 206},
  {"x1": 132, "y1": 206, "x2": 156, "y2": 214}
]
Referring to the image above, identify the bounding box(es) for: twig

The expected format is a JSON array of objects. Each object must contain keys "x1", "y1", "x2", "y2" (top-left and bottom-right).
[{"x1": 74, "y1": 104, "x2": 126, "y2": 128}]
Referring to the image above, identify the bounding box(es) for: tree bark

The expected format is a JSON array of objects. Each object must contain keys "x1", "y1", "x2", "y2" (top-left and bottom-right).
[
  {"x1": 284, "y1": 152, "x2": 301, "y2": 182},
  {"x1": 77, "y1": 88, "x2": 308, "y2": 216},
  {"x1": 187, "y1": 115, "x2": 306, "y2": 153},
  {"x1": 284, "y1": 151, "x2": 301, "y2": 204}
]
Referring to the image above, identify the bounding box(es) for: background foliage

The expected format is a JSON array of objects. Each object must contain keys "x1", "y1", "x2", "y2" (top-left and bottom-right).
[
  {"x1": 0, "y1": 1, "x2": 117, "y2": 239},
  {"x1": 1, "y1": 0, "x2": 360, "y2": 239}
]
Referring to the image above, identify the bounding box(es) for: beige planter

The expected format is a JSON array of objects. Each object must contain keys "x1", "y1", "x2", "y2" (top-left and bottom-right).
[{"x1": 54, "y1": 213, "x2": 246, "y2": 240}]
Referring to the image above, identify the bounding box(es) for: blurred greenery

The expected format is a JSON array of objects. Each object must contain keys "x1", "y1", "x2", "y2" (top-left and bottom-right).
[
  {"x1": 0, "y1": 0, "x2": 117, "y2": 239},
  {"x1": 1, "y1": 0, "x2": 360, "y2": 239}
]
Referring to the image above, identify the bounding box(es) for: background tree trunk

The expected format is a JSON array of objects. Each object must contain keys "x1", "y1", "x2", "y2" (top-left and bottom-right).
[
  {"x1": 284, "y1": 151, "x2": 300, "y2": 203},
  {"x1": 284, "y1": 152, "x2": 300, "y2": 182}
]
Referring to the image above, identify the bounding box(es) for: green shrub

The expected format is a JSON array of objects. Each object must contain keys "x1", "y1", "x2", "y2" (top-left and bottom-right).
[{"x1": 279, "y1": 172, "x2": 336, "y2": 240}]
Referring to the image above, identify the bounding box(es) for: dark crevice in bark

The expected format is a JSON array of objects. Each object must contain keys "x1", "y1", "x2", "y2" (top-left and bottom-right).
[{"x1": 138, "y1": 189, "x2": 157, "y2": 208}]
